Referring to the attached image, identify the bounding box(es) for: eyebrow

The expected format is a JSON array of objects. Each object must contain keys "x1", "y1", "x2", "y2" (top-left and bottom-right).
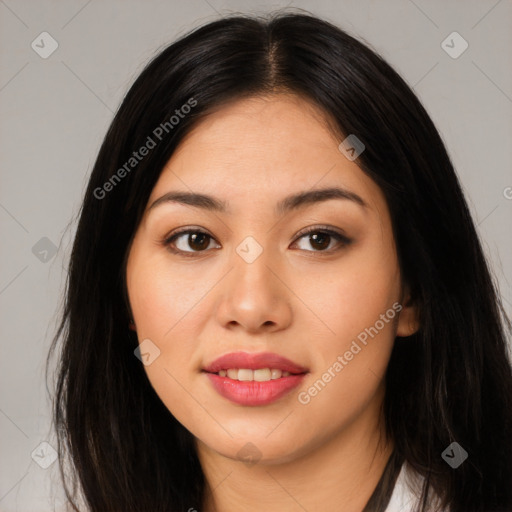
[{"x1": 147, "y1": 186, "x2": 368, "y2": 216}]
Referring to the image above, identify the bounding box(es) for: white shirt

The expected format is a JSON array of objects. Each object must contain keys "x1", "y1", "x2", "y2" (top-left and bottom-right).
[{"x1": 384, "y1": 462, "x2": 448, "y2": 512}]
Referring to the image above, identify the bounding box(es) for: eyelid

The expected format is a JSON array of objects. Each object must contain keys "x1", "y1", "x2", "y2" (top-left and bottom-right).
[
  {"x1": 163, "y1": 226, "x2": 215, "y2": 245},
  {"x1": 163, "y1": 226, "x2": 219, "y2": 257},
  {"x1": 293, "y1": 224, "x2": 350, "y2": 242},
  {"x1": 162, "y1": 224, "x2": 352, "y2": 256}
]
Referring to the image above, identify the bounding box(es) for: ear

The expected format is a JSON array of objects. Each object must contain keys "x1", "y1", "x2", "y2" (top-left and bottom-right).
[{"x1": 396, "y1": 288, "x2": 420, "y2": 337}]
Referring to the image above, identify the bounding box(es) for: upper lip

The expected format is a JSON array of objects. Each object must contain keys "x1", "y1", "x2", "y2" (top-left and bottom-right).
[{"x1": 203, "y1": 351, "x2": 308, "y2": 374}]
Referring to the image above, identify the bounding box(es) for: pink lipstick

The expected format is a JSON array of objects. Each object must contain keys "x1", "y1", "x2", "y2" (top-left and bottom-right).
[{"x1": 203, "y1": 351, "x2": 308, "y2": 406}]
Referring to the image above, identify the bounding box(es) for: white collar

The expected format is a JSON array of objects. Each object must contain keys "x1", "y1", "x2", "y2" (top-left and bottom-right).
[{"x1": 384, "y1": 462, "x2": 448, "y2": 512}]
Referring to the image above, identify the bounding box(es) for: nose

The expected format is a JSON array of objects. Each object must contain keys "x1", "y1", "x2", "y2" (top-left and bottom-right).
[{"x1": 214, "y1": 246, "x2": 293, "y2": 334}]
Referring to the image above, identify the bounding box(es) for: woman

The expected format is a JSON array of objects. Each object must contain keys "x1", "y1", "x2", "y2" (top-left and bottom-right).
[{"x1": 47, "y1": 10, "x2": 512, "y2": 512}]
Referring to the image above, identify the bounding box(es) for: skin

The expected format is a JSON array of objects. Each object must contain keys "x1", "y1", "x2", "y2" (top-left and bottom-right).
[{"x1": 125, "y1": 94, "x2": 419, "y2": 511}]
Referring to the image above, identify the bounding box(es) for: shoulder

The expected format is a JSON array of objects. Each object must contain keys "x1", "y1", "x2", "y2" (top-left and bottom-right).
[{"x1": 384, "y1": 462, "x2": 449, "y2": 512}]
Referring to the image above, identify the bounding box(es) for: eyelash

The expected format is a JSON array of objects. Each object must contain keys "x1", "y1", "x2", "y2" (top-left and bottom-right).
[{"x1": 162, "y1": 225, "x2": 352, "y2": 258}]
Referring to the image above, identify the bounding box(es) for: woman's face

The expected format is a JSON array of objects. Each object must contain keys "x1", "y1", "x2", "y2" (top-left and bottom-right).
[{"x1": 125, "y1": 94, "x2": 418, "y2": 465}]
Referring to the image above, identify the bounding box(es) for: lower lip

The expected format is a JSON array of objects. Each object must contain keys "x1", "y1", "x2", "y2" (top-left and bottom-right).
[{"x1": 205, "y1": 372, "x2": 306, "y2": 406}]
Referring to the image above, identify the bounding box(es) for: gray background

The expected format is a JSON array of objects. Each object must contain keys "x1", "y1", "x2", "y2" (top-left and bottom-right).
[{"x1": 1, "y1": 0, "x2": 511, "y2": 510}]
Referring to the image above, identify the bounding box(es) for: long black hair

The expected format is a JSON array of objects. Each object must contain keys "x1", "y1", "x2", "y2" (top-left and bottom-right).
[{"x1": 47, "y1": 10, "x2": 512, "y2": 512}]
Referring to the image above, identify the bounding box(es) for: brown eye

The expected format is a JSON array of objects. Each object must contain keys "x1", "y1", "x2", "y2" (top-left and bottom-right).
[
  {"x1": 164, "y1": 229, "x2": 220, "y2": 255},
  {"x1": 308, "y1": 232, "x2": 331, "y2": 251},
  {"x1": 292, "y1": 227, "x2": 351, "y2": 253},
  {"x1": 163, "y1": 225, "x2": 351, "y2": 257},
  {"x1": 186, "y1": 232, "x2": 210, "y2": 251}
]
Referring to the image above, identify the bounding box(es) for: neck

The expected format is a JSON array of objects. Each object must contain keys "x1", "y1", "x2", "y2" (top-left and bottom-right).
[{"x1": 197, "y1": 388, "x2": 394, "y2": 512}]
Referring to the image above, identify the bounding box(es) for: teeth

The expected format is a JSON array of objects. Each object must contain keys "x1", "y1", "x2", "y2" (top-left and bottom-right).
[
  {"x1": 254, "y1": 368, "x2": 271, "y2": 381},
  {"x1": 218, "y1": 368, "x2": 294, "y2": 381},
  {"x1": 271, "y1": 369, "x2": 282, "y2": 379},
  {"x1": 227, "y1": 369, "x2": 238, "y2": 379},
  {"x1": 238, "y1": 369, "x2": 253, "y2": 381}
]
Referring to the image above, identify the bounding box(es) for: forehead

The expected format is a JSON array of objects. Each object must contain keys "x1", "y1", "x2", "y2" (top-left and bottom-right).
[
  {"x1": 147, "y1": 94, "x2": 387, "y2": 217},
  {"x1": 175, "y1": 93, "x2": 341, "y2": 155}
]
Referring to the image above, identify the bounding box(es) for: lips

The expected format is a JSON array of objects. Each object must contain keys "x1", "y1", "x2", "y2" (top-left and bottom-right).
[
  {"x1": 203, "y1": 351, "x2": 308, "y2": 374},
  {"x1": 203, "y1": 351, "x2": 308, "y2": 406}
]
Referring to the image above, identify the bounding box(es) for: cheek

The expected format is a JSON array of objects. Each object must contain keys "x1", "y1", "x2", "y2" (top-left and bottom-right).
[
  {"x1": 128, "y1": 255, "x2": 208, "y2": 427},
  {"x1": 142, "y1": 362, "x2": 213, "y2": 446},
  {"x1": 299, "y1": 246, "x2": 400, "y2": 344},
  {"x1": 127, "y1": 251, "x2": 207, "y2": 393},
  {"x1": 294, "y1": 238, "x2": 400, "y2": 407},
  {"x1": 295, "y1": 275, "x2": 398, "y2": 431},
  {"x1": 129, "y1": 250, "x2": 209, "y2": 339}
]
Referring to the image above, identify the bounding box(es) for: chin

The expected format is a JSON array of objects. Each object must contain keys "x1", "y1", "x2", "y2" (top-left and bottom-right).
[{"x1": 199, "y1": 428, "x2": 314, "y2": 467}]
